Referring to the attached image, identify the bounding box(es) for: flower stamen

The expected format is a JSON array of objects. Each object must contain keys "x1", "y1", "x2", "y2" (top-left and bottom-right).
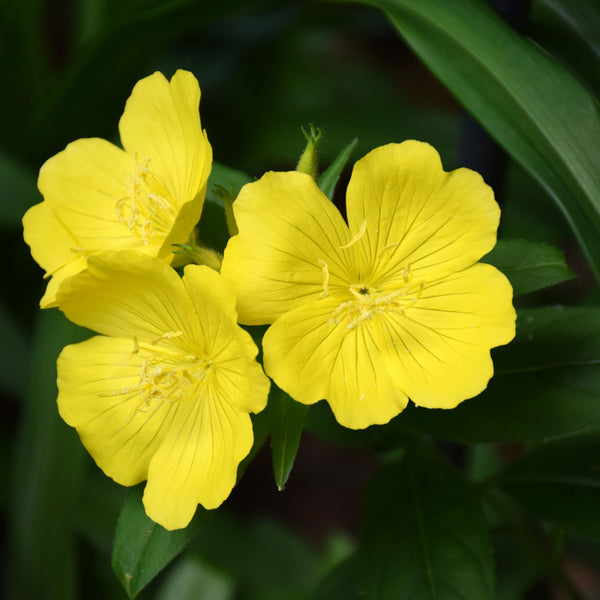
[
  {"x1": 340, "y1": 219, "x2": 367, "y2": 249},
  {"x1": 115, "y1": 154, "x2": 175, "y2": 245},
  {"x1": 317, "y1": 259, "x2": 329, "y2": 298}
]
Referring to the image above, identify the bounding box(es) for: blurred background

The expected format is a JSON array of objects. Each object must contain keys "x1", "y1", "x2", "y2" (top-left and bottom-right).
[{"x1": 0, "y1": 1, "x2": 589, "y2": 598}]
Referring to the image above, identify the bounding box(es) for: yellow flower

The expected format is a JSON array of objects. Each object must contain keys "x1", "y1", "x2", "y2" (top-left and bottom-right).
[
  {"x1": 221, "y1": 141, "x2": 516, "y2": 429},
  {"x1": 23, "y1": 69, "x2": 212, "y2": 308},
  {"x1": 55, "y1": 251, "x2": 269, "y2": 530}
]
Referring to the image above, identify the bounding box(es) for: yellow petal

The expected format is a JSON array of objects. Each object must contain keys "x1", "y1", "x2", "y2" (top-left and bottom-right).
[
  {"x1": 36, "y1": 137, "x2": 140, "y2": 248},
  {"x1": 143, "y1": 387, "x2": 255, "y2": 529},
  {"x1": 345, "y1": 142, "x2": 500, "y2": 284},
  {"x1": 27, "y1": 137, "x2": 151, "y2": 306},
  {"x1": 382, "y1": 263, "x2": 516, "y2": 408},
  {"x1": 22, "y1": 202, "x2": 88, "y2": 307},
  {"x1": 221, "y1": 171, "x2": 355, "y2": 325},
  {"x1": 118, "y1": 70, "x2": 212, "y2": 254},
  {"x1": 57, "y1": 336, "x2": 173, "y2": 485},
  {"x1": 56, "y1": 250, "x2": 200, "y2": 347},
  {"x1": 263, "y1": 298, "x2": 409, "y2": 429},
  {"x1": 182, "y1": 265, "x2": 271, "y2": 414}
]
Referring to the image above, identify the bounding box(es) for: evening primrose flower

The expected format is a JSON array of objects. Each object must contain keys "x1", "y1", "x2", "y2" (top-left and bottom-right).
[
  {"x1": 55, "y1": 251, "x2": 269, "y2": 530},
  {"x1": 23, "y1": 69, "x2": 212, "y2": 308},
  {"x1": 221, "y1": 141, "x2": 515, "y2": 430}
]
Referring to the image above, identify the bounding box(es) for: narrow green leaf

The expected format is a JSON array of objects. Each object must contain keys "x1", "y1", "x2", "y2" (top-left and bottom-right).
[
  {"x1": 318, "y1": 137, "x2": 358, "y2": 200},
  {"x1": 359, "y1": 450, "x2": 494, "y2": 599},
  {"x1": 532, "y1": 0, "x2": 600, "y2": 97},
  {"x1": 270, "y1": 385, "x2": 309, "y2": 491},
  {"x1": 399, "y1": 306, "x2": 600, "y2": 442},
  {"x1": 112, "y1": 485, "x2": 211, "y2": 599},
  {"x1": 497, "y1": 433, "x2": 600, "y2": 541},
  {"x1": 344, "y1": 0, "x2": 600, "y2": 283},
  {"x1": 482, "y1": 239, "x2": 575, "y2": 295}
]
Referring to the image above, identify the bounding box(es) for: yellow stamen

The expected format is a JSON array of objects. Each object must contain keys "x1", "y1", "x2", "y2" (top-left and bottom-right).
[
  {"x1": 340, "y1": 219, "x2": 367, "y2": 249},
  {"x1": 151, "y1": 331, "x2": 183, "y2": 345},
  {"x1": 317, "y1": 259, "x2": 329, "y2": 298},
  {"x1": 119, "y1": 334, "x2": 140, "y2": 366}
]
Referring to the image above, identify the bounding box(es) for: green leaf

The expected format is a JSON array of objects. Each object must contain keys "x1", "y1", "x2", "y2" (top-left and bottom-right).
[
  {"x1": 496, "y1": 433, "x2": 600, "y2": 541},
  {"x1": 112, "y1": 485, "x2": 211, "y2": 599},
  {"x1": 399, "y1": 306, "x2": 600, "y2": 442},
  {"x1": 359, "y1": 449, "x2": 494, "y2": 599},
  {"x1": 318, "y1": 137, "x2": 358, "y2": 200},
  {"x1": 269, "y1": 385, "x2": 309, "y2": 491},
  {"x1": 482, "y1": 239, "x2": 575, "y2": 295},
  {"x1": 344, "y1": 0, "x2": 600, "y2": 283},
  {"x1": 531, "y1": 0, "x2": 600, "y2": 98}
]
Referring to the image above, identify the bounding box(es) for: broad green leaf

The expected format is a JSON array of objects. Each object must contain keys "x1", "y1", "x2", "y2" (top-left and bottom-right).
[
  {"x1": 6, "y1": 310, "x2": 87, "y2": 600},
  {"x1": 318, "y1": 137, "x2": 358, "y2": 200},
  {"x1": 344, "y1": 0, "x2": 600, "y2": 283},
  {"x1": 482, "y1": 239, "x2": 575, "y2": 295},
  {"x1": 112, "y1": 485, "x2": 211, "y2": 599},
  {"x1": 399, "y1": 306, "x2": 600, "y2": 442},
  {"x1": 496, "y1": 433, "x2": 600, "y2": 541},
  {"x1": 359, "y1": 450, "x2": 494, "y2": 599},
  {"x1": 270, "y1": 385, "x2": 309, "y2": 491}
]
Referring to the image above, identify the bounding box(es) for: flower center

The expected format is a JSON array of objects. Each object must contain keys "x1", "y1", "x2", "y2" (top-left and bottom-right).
[
  {"x1": 330, "y1": 277, "x2": 423, "y2": 330},
  {"x1": 99, "y1": 333, "x2": 211, "y2": 426},
  {"x1": 115, "y1": 154, "x2": 175, "y2": 245}
]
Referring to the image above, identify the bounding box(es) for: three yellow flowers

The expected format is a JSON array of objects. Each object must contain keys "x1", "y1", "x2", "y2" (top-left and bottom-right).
[{"x1": 22, "y1": 70, "x2": 516, "y2": 530}]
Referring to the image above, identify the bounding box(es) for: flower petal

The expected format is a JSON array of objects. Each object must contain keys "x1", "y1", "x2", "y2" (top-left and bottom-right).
[
  {"x1": 143, "y1": 388, "x2": 255, "y2": 529},
  {"x1": 345, "y1": 142, "x2": 500, "y2": 283},
  {"x1": 118, "y1": 70, "x2": 212, "y2": 253},
  {"x1": 222, "y1": 171, "x2": 355, "y2": 325},
  {"x1": 56, "y1": 250, "x2": 200, "y2": 347},
  {"x1": 57, "y1": 336, "x2": 173, "y2": 485},
  {"x1": 22, "y1": 201, "x2": 88, "y2": 307},
  {"x1": 182, "y1": 265, "x2": 270, "y2": 414},
  {"x1": 263, "y1": 298, "x2": 409, "y2": 429},
  {"x1": 382, "y1": 263, "x2": 516, "y2": 408},
  {"x1": 26, "y1": 137, "x2": 152, "y2": 307}
]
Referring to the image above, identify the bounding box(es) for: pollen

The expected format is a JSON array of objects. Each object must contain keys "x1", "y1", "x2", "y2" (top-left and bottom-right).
[
  {"x1": 330, "y1": 279, "x2": 424, "y2": 330},
  {"x1": 99, "y1": 337, "x2": 212, "y2": 427}
]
